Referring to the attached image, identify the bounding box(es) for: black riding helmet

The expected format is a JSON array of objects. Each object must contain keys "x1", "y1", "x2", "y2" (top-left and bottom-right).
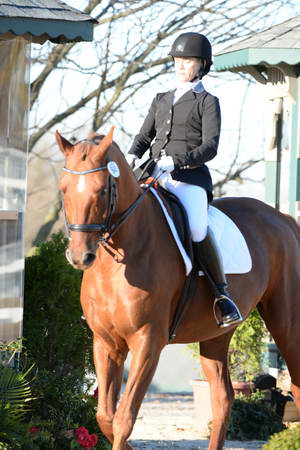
[{"x1": 169, "y1": 32, "x2": 212, "y2": 79}]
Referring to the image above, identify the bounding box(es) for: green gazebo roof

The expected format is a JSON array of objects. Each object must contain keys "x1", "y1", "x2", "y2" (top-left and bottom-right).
[
  {"x1": 0, "y1": 0, "x2": 98, "y2": 44},
  {"x1": 214, "y1": 15, "x2": 300, "y2": 84}
]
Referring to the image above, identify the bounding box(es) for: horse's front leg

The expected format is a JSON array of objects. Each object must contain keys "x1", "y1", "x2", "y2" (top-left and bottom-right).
[
  {"x1": 93, "y1": 335, "x2": 128, "y2": 445},
  {"x1": 200, "y1": 332, "x2": 235, "y2": 450},
  {"x1": 112, "y1": 332, "x2": 164, "y2": 450}
]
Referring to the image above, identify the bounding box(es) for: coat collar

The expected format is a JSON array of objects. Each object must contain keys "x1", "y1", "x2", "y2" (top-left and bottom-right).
[
  {"x1": 174, "y1": 89, "x2": 197, "y2": 105},
  {"x1": 163, "y1": 83, "x2": 205, "y2": 107}
]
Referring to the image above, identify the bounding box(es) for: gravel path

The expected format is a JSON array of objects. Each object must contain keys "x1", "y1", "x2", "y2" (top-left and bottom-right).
[{"x1": 129, "y1": 394, "x2": 267, "y2": 450}]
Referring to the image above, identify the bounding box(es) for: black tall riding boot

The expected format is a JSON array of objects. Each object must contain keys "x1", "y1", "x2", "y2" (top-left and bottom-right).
[{"x1": 193, "y1": 229, "x2": 243, "y2": 328}]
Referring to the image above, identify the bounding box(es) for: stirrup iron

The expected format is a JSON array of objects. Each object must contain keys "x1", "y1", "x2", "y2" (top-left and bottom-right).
[{"x1": 213, "y1": 296, "x2": 243, "y2": 328}]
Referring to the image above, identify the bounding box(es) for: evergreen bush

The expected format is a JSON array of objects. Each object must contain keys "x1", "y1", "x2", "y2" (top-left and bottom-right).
[
  {"x1": 22, "y1": 233, "x2": 110, "y2": 449},
  {"x1": 23, "y1": 232, "x2": 93, "y2": 376},
  {"x1": 229, "y1": 309, "x2": 268, "y2": 381},
  {"x1": 262, "y1": 424, "x2": 300, "y2": 450},
  {"x1": 227, "y1": 391, "x2": 285, "y2": 441},
  {"x1": 187, "y1": 309, "x2": 268, "y2": 381}
]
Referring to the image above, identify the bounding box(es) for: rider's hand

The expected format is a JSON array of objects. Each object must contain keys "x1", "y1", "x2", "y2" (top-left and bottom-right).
[
  {"x1": 156, "y1": 155, "x2": 175, "y2": 173},
  {"x1": 125, "y1": 153, "x2": 139, "y2": 169}
]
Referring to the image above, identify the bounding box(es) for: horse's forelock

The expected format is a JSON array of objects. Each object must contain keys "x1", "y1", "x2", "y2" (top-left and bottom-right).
[{"x1": 73, "y1": 135, "x2": 122, "y2": 164}]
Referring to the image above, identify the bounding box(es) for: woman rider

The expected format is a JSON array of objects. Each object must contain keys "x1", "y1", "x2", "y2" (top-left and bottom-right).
[{"x1": 127, "y1": 32, "x2": 242, "y2": 328}]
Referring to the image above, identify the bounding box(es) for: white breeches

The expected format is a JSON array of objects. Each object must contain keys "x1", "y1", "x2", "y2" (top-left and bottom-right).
[{"x1": 156, "y1": 172, "x2": 208, "y2": 242}]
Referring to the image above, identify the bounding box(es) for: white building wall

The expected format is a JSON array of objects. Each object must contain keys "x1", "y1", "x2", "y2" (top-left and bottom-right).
[{"x1": 0, "y1": 38, "x2": 30, "y2": 346}]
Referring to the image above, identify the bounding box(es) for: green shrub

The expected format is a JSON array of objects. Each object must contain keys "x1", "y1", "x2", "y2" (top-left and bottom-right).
[
  {"x1": 229, "y1": 309, "x2": 268, "y2": 381},
  {"x1": 25, "y1": 391, "x2": 111, "y2": 449},
  {"x1": 226, "y1": 391, "x2": 285, "y2": 441},
  {"x1": 262, "y1": 424, "x2": 300, "y2": 450},
  {"x1": 23, "y1": 232, "x2": 93, "y2": 376},
  {"x1": 187, "y1": 309, "x2": 268, "y2": 381},
  {"x1": 22, "y1": 232, "x2": 110, "y2": 449},
  {"x1": 23, "y1": 233, "x2": 94, "y2": 414}
]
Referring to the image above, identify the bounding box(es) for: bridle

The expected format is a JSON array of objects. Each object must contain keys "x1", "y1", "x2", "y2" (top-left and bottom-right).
[
  {"x1": 63, "y1": 163, "x2": 117, "y2": 239},
  {"x1": 62, "y1": 160, "x2": 159, "y2": 245}
]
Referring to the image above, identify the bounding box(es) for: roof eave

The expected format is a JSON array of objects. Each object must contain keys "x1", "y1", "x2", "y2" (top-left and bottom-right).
[
  {"x1": 214, "y1": 48, "x2": 300, "y2": 71},
  {"x1": 214, "y1": 48, "x2": 300, "y2": 84},
  {"x1": 0, "y1": 16, "x2": 96, "y2": 44}
]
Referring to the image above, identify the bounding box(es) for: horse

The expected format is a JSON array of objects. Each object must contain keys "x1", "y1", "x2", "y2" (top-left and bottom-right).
[{"x1": 56, "y1": 127, "x2": 300, "y2": 450}]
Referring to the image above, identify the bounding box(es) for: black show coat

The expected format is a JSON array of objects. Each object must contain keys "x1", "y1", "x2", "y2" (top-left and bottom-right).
[{"x1": 129, "y1": 88, "x2": 221, "y2": 200}]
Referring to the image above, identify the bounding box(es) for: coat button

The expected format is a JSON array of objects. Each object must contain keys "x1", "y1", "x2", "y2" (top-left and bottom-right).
[{"x1": 167, "y1": 119, "x2": 170, "y2": 124}]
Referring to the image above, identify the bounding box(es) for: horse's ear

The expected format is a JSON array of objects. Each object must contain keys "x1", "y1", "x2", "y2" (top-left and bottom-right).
[
  {"x1": 55, "y1": 131, "x2": 73, "y2": 155},
  {"x1": 97, "y1": 126, "x2": 115, "y2": 154}
]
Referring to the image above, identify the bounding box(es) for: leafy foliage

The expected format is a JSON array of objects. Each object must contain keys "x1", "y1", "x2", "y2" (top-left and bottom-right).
[
  {"x1": 0, "y1": 339, "x2": 22, "y2": 353},
  {"x1": 21, "y1": 232, "x2": 110, "y2": 449},
  {"x1": 0, "y1": 365, "x2": 34, "y2": 422},
  {"x1": 187, "y1": 309, "x2": 268, "y2": 381},
  {"x1": 227, "y1": 391, "x2": 285, "y2": 441},
  {"x1": 23, "y1": 232, "x2": 94, "y2": 414},
  {"x1": 23, "y1": 232, "x2": 92, "y2": 373},
  {"x1": 0, "y1": 365, "x2": 35, "y2": 448},
  {"x1": 229, "y1": 309, "x2": 268, "y2": 381},
  {"x1": 263, "y1": 424, "x2": 300, "y2": 450},
  {"x1": 27, "y1": 387, "x2": 107, "y2": 448}
]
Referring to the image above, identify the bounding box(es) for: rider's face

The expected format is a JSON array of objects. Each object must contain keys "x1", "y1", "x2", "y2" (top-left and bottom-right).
[{"x1": 174, "y1": 57, "x2": 201, "y2": 82}]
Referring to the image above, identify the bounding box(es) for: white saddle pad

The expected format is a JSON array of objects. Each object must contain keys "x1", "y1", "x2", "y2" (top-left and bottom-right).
[{"x1": 150, "y1": 187, "x2": 252, "y2": 276}]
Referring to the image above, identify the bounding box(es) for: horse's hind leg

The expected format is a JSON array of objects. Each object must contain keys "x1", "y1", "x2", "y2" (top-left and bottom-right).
[
  {"x1": 93, "y1": 335, "x2": 128, "y2": 445},
  {"x1": 258, "y1": 294, "x2": 300, "y2": 415},
  {"x1": 200, "y1": 331, "x2": 235, "y2": 450}
]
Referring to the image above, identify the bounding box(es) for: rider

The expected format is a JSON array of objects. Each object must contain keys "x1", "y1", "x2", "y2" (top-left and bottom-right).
[{"x1": 127, "y1": 32, "x2": 242, "y2": 328}]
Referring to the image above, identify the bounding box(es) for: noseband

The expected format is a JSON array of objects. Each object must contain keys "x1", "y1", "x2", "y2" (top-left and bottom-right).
[
  {"x1": 62, "y1": 163, "x2": 118, "y2": 239},
  {"x1": 62, "y1": 161, "x2": 158, "y2": 245}
]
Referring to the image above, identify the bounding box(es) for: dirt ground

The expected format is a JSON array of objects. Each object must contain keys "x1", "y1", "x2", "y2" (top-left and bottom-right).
[{"x1": 129, "y1": 394, "x2": 267, "y2": 450}]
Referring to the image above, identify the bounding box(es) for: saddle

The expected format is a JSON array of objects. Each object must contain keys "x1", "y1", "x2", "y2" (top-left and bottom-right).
[
  {"x1": 141, "y1": 179, "x2": 252, "y2": 278},
  {"x1": 142, "y1": 181, "x2": 197, "y2": 340},
  {"x1": 143, "y1": 182, "x2": 194, "y2": 264}
]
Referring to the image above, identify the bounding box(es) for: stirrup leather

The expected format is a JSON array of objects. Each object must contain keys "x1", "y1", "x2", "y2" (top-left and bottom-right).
[{"x1": 213, "y1": 295, "x2": 243, "y2": 328}]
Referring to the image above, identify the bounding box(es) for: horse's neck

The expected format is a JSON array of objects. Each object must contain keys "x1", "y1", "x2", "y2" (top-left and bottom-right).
[
  {"x1": 116, "y1": 166, "x2": 141, "y2": 213},
  {"x1": 97, "y1": 189, "x2": 160, "y2": 263}
]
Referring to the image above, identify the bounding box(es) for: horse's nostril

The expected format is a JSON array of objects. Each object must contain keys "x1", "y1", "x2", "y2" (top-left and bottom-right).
[{"x1": 83, "y1": 252, "x2": 96, "y2": 266}]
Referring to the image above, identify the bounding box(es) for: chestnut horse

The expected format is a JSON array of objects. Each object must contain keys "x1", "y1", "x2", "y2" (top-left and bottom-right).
[{"x1": 56, "y1": 128, "x2": 300, "y2": 450}]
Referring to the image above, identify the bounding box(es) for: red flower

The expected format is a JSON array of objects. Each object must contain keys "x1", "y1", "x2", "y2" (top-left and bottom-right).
[
  {"x1": 89, "y1": 434, "x2": 98, "y2": 447},
  {"x1": 75, "y1": 426, "x2": 89, "y2": 438},
  {"x1": 93, "y1": 387, "x2": 98, "y2": 398},
  {"x1": 75, "y1": 427, "x2": 98, "y2": 449},
  {"x1": 29, "y1": 426, "x2": 40, "y2": 433}
]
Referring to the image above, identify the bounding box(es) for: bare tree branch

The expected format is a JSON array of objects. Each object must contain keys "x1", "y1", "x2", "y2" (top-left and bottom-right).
[
  {"x1": 27, "y1": 0, "x2": 298, "y2": 247},
  {"x1": 213, "y1": 159, "x2": 263, "y2": 197}
]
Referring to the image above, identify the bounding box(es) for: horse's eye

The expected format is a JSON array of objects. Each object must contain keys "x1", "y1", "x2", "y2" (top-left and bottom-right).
[{"x1": 99, "y1": 188, "x2": 108, "y2": 197}]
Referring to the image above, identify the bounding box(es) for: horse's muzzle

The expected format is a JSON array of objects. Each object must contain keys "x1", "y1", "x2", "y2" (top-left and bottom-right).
[{"x1": 65, "y1": 248, "x2": 96, "y2": 270}]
